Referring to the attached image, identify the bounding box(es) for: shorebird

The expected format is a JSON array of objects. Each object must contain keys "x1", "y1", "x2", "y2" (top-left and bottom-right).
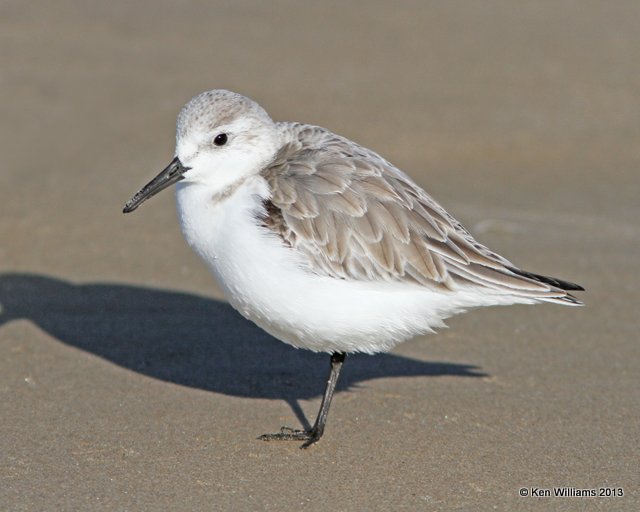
[{"x1": 123, "y1": 90, "x2": 583, "y2": 448}]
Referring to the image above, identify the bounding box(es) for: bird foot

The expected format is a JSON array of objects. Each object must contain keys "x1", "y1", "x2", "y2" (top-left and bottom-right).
[{"x1": 258, "y1": 426, "x2": 322, "y2": 448}]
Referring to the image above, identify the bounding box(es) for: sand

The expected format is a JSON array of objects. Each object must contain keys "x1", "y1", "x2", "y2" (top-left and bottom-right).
[{"x1": 1, "y1": 1, "x2": 638, "y2": 510}]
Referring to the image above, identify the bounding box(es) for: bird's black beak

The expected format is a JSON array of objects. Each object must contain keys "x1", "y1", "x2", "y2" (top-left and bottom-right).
[{"x1": 123, "y1": 156, "x2": 189, "y2": 213}]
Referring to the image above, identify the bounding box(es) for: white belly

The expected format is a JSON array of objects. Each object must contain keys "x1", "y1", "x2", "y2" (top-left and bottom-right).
[{"x1": 175, "y1": 177, "x2": 524, "y2": 354}]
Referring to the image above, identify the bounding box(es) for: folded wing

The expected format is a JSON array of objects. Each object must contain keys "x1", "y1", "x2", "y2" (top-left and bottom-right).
[{"x1": 260, "y1": 124, "x2": 583, "y2": 305}]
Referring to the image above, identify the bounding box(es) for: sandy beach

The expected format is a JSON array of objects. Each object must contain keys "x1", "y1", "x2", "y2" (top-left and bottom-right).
[{"x1": 1, "y1": 1, "x2": 638, "y2": 510}]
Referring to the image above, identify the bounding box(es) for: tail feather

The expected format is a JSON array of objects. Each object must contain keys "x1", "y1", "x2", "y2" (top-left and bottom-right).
[{"x1": 540, "y1": 293, "x2": 583, "y2": 306}]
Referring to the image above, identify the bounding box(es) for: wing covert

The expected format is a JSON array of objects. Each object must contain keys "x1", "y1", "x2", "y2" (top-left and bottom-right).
[{"x1": 260, "y1": 124, "x2": 558, "y2": 296}]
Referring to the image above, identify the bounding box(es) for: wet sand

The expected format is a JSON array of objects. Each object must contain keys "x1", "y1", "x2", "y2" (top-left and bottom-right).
[{"x1": 1, "y1": 1, "x2": 638, "y2": 510}]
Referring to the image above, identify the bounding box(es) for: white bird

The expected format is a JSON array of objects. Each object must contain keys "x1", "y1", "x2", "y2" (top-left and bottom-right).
[{"x1": 124, "y1": 90, "x2": 583, "y2": 447}]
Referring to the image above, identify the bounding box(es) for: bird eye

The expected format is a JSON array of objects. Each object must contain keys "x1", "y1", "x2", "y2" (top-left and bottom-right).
[{"x1": 213, "y1": 133, "x2": 228, "y2": 146}]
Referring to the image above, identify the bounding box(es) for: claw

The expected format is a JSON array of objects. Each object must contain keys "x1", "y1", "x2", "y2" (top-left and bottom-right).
[
  {"x1": 257, "y1": 353, "x2": 345, "y2": 449},
  {"x1": 258, "y1": 426, "x2": 322, "y2": 448}
]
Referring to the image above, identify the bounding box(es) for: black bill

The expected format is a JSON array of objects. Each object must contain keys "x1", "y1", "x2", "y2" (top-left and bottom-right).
[{"x1": 123, "y1": 156, "x2": 189, "y2": 213}]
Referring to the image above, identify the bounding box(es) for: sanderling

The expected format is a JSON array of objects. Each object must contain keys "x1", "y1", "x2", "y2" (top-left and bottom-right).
[{"x1": 123, "y1": 90, "x2": 583, "y2": 448}]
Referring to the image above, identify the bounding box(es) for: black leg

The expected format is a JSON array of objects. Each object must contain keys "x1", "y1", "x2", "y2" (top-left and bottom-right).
[{"x1": 259, "y1": 352, "x2": 346, "y2": 449}]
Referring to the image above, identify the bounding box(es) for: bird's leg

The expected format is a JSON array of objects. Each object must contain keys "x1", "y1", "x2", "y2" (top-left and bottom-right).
[{"x1": 259, "y1": 351, "x2": 346, "y2": 448}]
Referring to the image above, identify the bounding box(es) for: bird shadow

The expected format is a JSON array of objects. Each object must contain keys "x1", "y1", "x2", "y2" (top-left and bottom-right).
[{"x1": 0, "y1": 273, "x2": 487, "y2": 429}]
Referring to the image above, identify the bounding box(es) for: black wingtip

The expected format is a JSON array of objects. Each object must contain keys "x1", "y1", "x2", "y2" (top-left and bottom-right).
[{"x1": 506, "y1": 267, "x2": 584, "y2": 292}]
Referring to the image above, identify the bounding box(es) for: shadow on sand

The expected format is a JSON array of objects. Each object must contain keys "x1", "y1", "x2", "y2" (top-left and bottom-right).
[{"x1": 0, "y1": 273, "x2": 487, "y2": 428}]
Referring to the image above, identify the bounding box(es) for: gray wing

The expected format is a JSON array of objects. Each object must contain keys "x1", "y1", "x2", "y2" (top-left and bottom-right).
[{"x1": 261, "y1": 123, "x2": 582, "y2": 302}]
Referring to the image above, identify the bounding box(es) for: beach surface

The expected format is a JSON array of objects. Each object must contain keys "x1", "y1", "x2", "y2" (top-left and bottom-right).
[{"x1": 1, "y1": 1, "x2": 638, "y2": 510}]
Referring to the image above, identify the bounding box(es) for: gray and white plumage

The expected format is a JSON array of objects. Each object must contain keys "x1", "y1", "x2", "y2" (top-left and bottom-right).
[
  {"x1": 261, "y1": 122, "x2": 582, "y2": 304},
  {"x1": 123, "y1": 89, "x2": 583, "y2": 446},
  {"x1": 125, "y1": 89, "x2": 583, "y2": 355}
]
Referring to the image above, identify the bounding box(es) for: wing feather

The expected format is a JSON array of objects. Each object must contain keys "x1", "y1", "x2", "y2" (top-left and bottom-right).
[{"x1": 260, "y1": 123, "x2": 582, "y2": 302}]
